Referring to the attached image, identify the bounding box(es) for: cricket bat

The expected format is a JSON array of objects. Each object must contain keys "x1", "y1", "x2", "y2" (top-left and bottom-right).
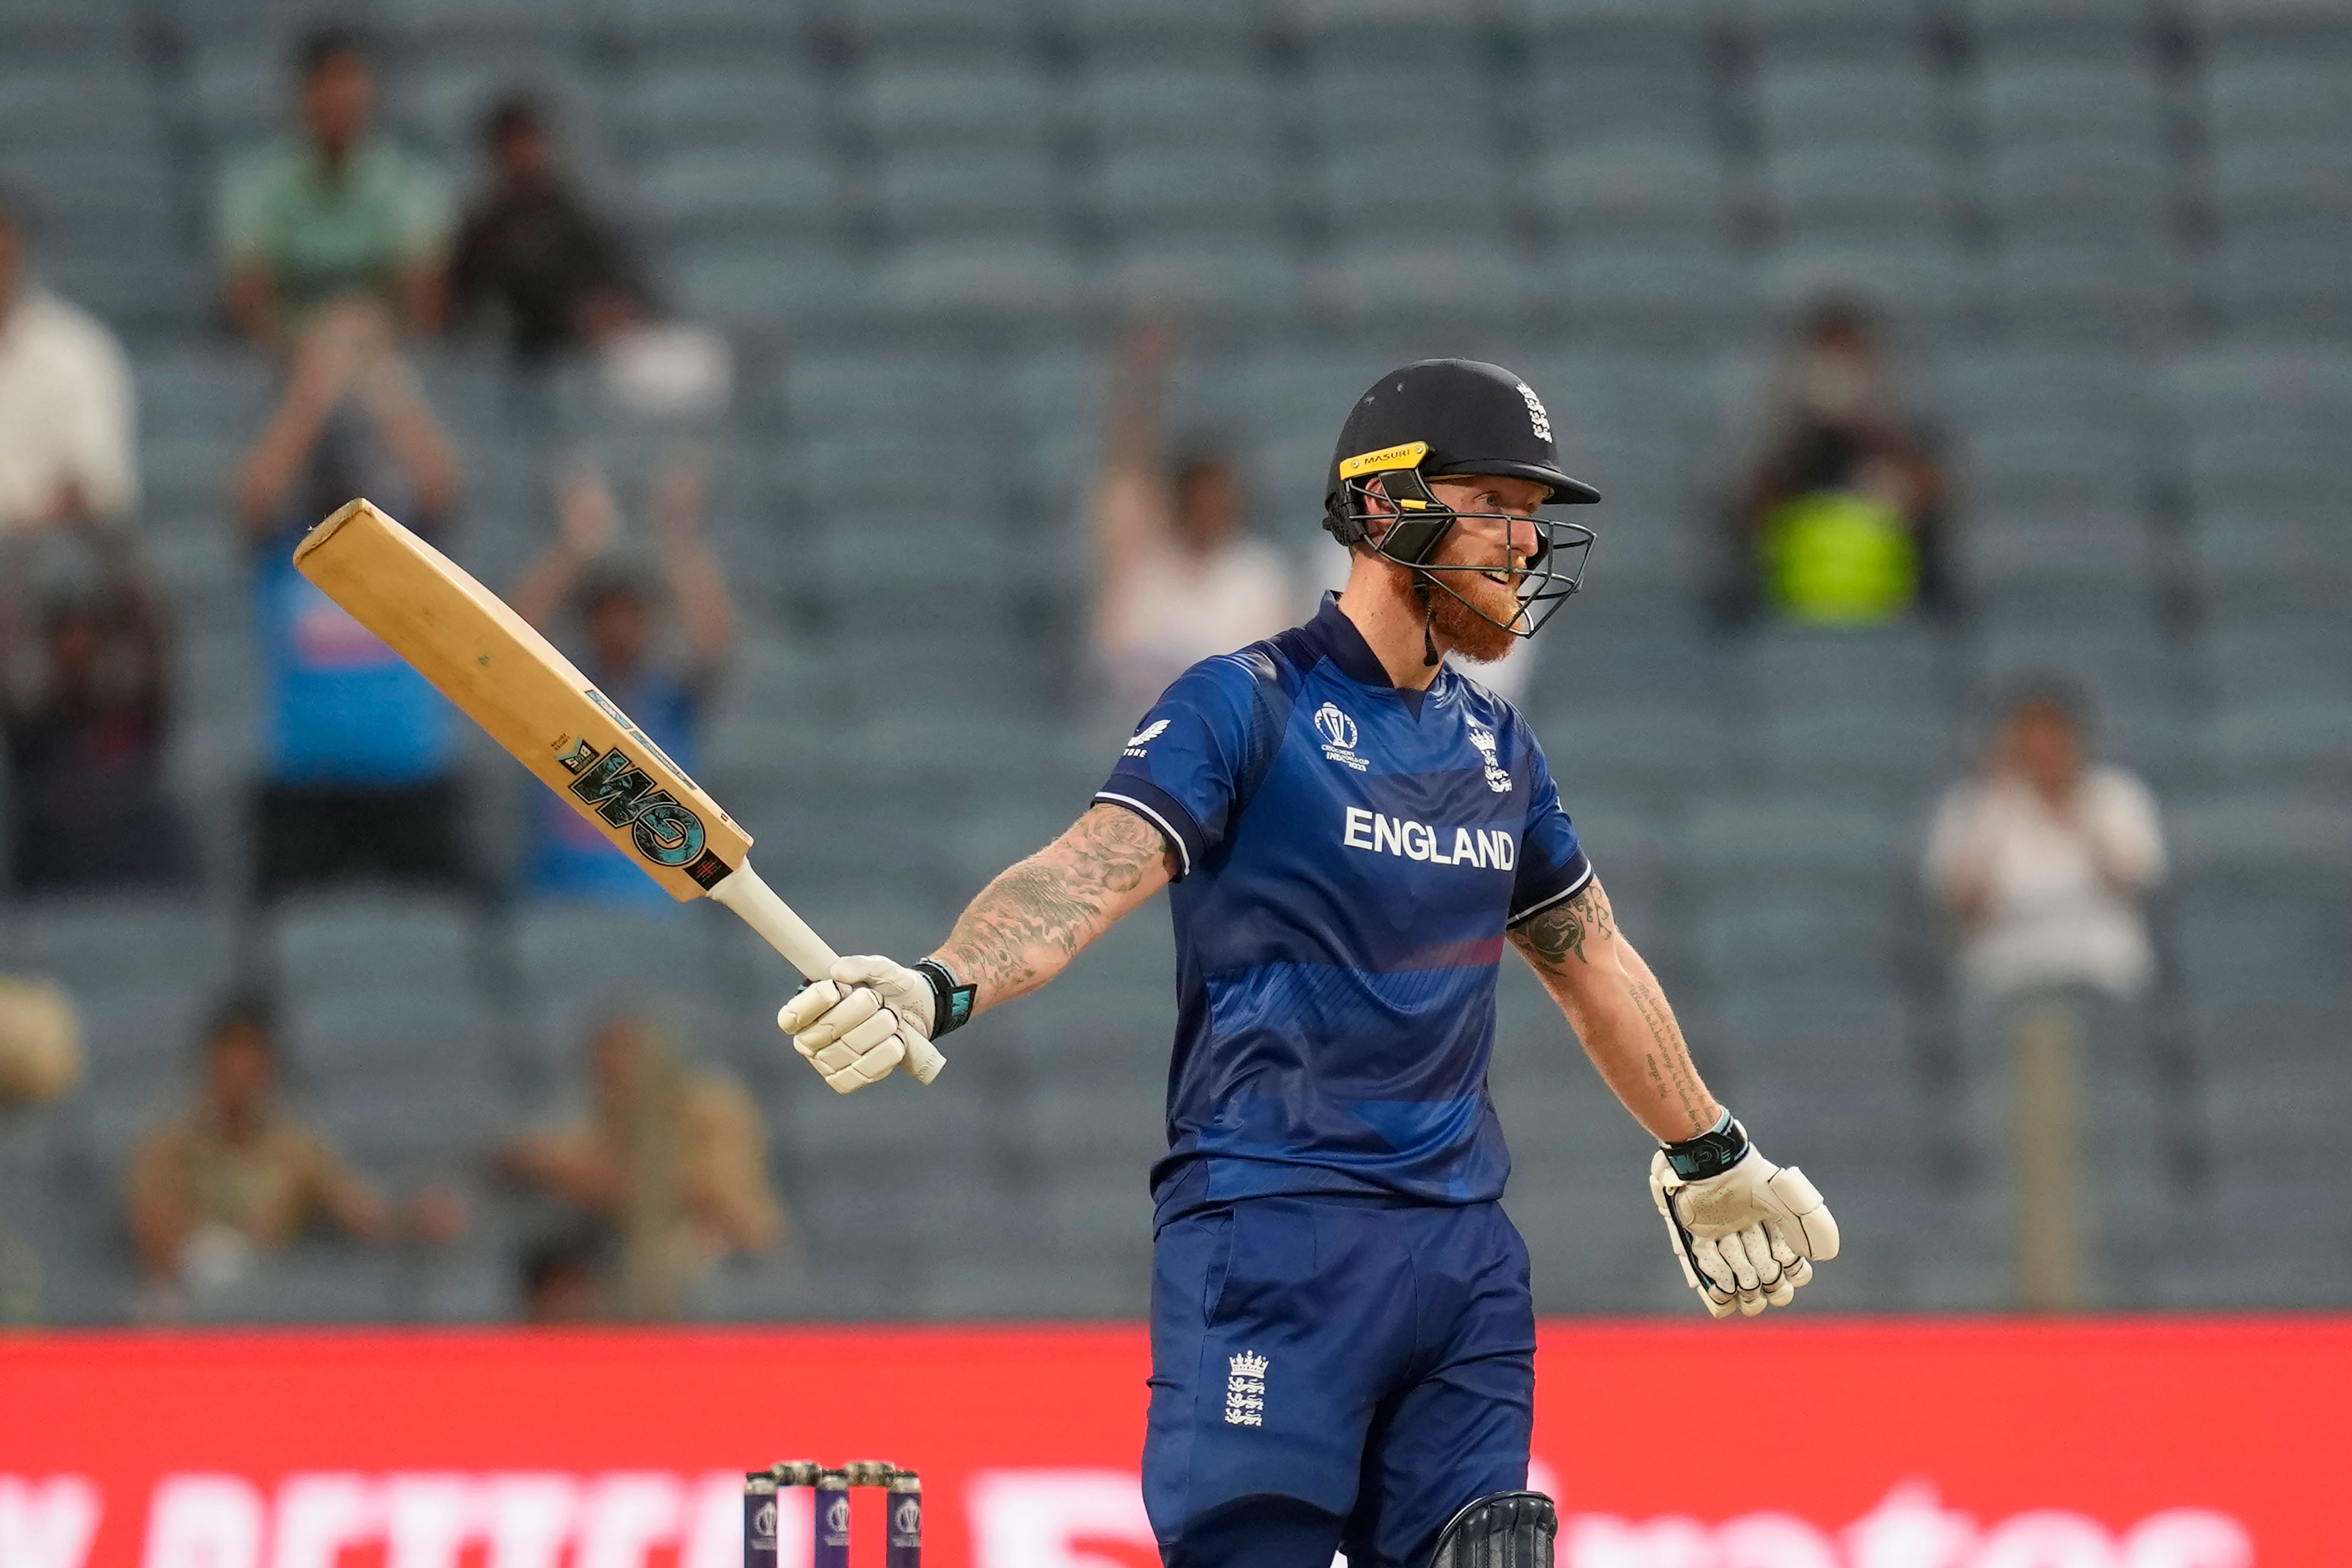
[{"x1": 294, "y1": 498, "x2": 945, "y2": 1084}]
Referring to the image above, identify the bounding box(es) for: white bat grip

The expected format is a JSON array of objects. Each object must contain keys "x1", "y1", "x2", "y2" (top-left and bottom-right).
[{"x1": 710, "y1": 859, "x2": 947, "y2": 1085}]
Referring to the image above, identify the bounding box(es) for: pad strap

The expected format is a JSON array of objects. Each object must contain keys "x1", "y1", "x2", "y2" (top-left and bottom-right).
[{"x1": 913, "y1": 959, "x2": 976, "y2": 1038}]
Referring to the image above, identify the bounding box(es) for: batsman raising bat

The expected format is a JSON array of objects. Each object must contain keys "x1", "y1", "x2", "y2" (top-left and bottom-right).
[{"x1": 778, "y1": 360, "x2": 1841, "y2": 1568}]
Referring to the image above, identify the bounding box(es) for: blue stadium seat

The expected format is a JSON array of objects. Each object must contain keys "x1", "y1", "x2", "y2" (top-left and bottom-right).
[
  {"x1": 1764, "y1": 144, "x2": 1957, "y2": 237},
  {"x1": 1093, "y1": 147, "x2": 1290, "y2": 239},
  {"x1": 835, "y1": 0, "x2": 1045, "y2": 59},
  {"x1": 2202, "y1": 57, "x2": 2352, "y2": 150},
  {"x1": 1753, "y1": 61, "x2": 1948, "y2": 152},
  {"x1": 2187, "y1": 0, "x2": 2352, "y2": 61},
  {"x1": 1975, "y1": 58, "x2": 2166, "y2": 155},
  {"x1": 3, "y1": 897, "x2": 237, "y2": 1000},
  {"x1": 0, "y1": 68, "x2": 161, "y2": 157},
  {"x1": 1304, "y1": 62, "x2": 1495, "y2": 153},
  {"x1": 1058, "y1": 0, "x2": 1266, "y2": 65},
  {"x1": 1109, "y1": 238, "x2": 1310, "y2": 322},
  {"x1": 618, "y1": 61, "x2": 831, "y2": 153},
  {"x1": 1983, "y1": 141, "x2": 2173, "y2": 239},
  {"x1": 1957, "y1": 511, "x2": 2160, "y2": 625},
  {"x1": 640, "y1": 148, "x2": 844, "y2": 242},
  {"x1": 268, "y1": 889, "x2": 483, "y2": 997},
  {"x1": 0, "y1": 0, "x2": 138, "y2": 59},
  {"x1": 670, "y1": 242, "x2": 866, "y2": 331},
  {"x1": 855, "y1": 61, "x2": 1057, "y2": 152},
  {"x1": 1078, "y1": 62, "x2": 1282, "y2": 154},
  {"x1": 1314, "y1": 150, "x2": 1510, "y2": 232},
  {"x1": 872, "y1": 149, "x2": 1063, "y2": 242},
  {"x1": 1531, "y1": 140, "x2": 1729, "y2": 239},
  {"x1": 2189, "y1": 509, "x2": 2349, "y2": 620},
  {"x1": 1731, "y1": 0, "x2": 1936, "y2": 62},
  {"x1": 2205, "y1": 699, "x2": 2352, "y2": 789},
  {"x1": 1992, "y1": 239, "x2": 2187, "y2": 340},
  {"x1": 1514, "y1": 0, "x2": 1711, "y2": 68},
  {"x1": 1960, "y1": 0, "x2": 2153, "y2": 56},
  {"x1": 1542, "y1": 243, "x2": 1757, "y2": 344},
  {"x1": 1281, "y1": 0, "x2": 1489, "y2": 56},
  {"x1": 1525, "y1": 60, "x2": 1715, "y2": 147},
  {"x1": 873, "y1": 239, "x2": 1091, "y2": 323},
  {"x1": 1317, "y1": 242, "x2": 1534, "y2": 327},
  {"x1": 1684, "y1": 792, "x2": 1911, "y2": 888},
  {"x1": 378, "y1": 0, "x2": 592, "y2": 47},
  {"x1": 606, "y1": 0, "x2": 809, "y2": 50}
]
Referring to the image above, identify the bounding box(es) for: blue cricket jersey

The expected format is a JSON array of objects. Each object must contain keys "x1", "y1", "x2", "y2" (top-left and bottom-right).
[{"x1": 1096, "y1": 593, "x2": 1592, "y2": 1227}]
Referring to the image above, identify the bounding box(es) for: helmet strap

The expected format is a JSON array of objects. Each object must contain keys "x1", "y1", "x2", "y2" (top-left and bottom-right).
[{"x1": 1416, "y1": 579, "x2": 1439, "y2": 667}]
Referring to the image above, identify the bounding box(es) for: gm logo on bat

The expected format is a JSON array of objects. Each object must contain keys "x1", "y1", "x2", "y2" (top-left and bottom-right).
[{"x1": 555, "y1": 737, "x2": 710, "y2": 871}]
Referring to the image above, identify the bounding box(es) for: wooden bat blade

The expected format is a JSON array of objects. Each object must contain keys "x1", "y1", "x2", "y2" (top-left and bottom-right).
[{"x1": 293, "y1": 497, "x2": 751, "y2": 902}]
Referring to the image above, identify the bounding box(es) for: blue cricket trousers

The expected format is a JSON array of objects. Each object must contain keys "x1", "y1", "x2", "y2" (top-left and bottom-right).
[{"x1": 1143, "y1": 1194, "x2": 1537, "y2": 1568}]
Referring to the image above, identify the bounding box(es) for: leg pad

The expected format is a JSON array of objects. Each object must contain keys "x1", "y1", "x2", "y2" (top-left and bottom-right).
[{"x1": 1429, "y1": 1491, "x2": 1555, "y2": 1568}]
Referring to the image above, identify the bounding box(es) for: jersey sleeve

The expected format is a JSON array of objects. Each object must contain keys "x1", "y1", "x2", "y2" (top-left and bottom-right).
[
  {"x1": 1094, "y1": 651, "x2": 1274, "y2": 880},
  {"x1": 1506, "y1": 724, "x2": 1593, "y2": 926}
]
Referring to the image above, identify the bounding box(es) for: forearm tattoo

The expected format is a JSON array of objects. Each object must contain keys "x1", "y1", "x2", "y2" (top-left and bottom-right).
[
  {"x1": 934, "y1": 804, "x2": 1167, "y2": 1010},
  {"x1": 1510, "y1": 880, "x2": 1616, "y2": 969},
  {"x1": 1510, "y1": 878, "x2": 1716, "y2": 1139}
]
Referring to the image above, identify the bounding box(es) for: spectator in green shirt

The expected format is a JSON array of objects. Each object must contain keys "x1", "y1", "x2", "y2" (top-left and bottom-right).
[{"x1": 216, "y1": 29, "x2": 453, "y2": 350}]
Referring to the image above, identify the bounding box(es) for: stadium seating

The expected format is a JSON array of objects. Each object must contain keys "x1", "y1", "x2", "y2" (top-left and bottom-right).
[{"x1": 0, "y1": 0, "x2": 2344, "y2": 1326}]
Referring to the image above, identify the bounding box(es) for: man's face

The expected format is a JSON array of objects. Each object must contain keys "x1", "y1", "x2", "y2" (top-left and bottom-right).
[
  {"x1": 301, "y1": 52, "x2": 373, "y2": 154},
  {"x1": 496, "y1": 123, "x2": 554, "y2": 184},
  {"x1": 2009, "y1": 701, "x2": 2083, "y2": 797},
  {"x1": 205, "y1": 1025, "x2": 275, "y2": 1120},
  {"x1": 1174, "y1": 461, "x2": 1242, "y2": 554},
  {"x1": 1398, "y1": 474, "x2": 1550, "y2": 663},
  {"x1": 586, "y1": 592, "x2": 650, "y2": 678}
]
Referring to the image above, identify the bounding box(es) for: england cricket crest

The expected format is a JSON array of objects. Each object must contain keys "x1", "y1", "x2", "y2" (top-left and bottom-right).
[{"x1": 1224, "y1": 1350, "x2": 1269, "y2": 1426}]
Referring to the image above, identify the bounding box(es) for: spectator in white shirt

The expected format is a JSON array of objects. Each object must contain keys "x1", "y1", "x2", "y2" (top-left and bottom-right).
[
  {"x1": 1090, "y1": 311, "x2": 1298, "y2": 721},
  {"x1": 1924, "y1": 688, "x2": 2166, "y2": 1001},
  {"x1": 0, "y1": 198, "x2": 137, "y2": 537}
]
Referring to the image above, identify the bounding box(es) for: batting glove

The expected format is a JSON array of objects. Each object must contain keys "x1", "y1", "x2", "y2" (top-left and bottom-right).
[
  {"x1": 775, "y1": 956, "x2": 965, "y2": 1094},
  {"x1": 1648, "y1": 1113, "x2": 1839, "y2": 1318}
]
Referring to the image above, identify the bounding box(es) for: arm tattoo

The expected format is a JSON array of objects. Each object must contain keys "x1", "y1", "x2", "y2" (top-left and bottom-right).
[
  {"x1": 934, "y1": 803, "x2": 1169, "y2": 1010},
  {"x1": 1509, "y1": 880, "x2": 1616, "y2": 971},
  {"x1": 1510, "y1": 877, "x2": 1718, "y2": 1140}
]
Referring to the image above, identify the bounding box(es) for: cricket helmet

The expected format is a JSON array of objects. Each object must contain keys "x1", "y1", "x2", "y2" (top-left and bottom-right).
[{"x1": 1322, "y1": 360, "x2": 1600, "y2": 641}]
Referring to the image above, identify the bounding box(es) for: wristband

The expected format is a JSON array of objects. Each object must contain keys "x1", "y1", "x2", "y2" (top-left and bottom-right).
[
  {"x1": 1662, "y1": 1110, "x2": 1749, "y2": 1181},
  {"x1": 913, "y1": 959, "x2": 976, "y2": 1038}
]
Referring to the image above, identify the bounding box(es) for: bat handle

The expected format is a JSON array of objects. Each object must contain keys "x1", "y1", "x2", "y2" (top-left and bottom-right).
[{"x1": 712, "y1": 859, "x2": 948, "y2": 1086}]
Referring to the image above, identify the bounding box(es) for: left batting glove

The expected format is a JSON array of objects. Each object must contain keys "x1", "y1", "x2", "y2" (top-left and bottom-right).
[
  {"x1": 1649, "y1": 1113, "x2": 1839, "y2": 1318},
  {"x1": 775, "y1": 956, "x2": 968, "y2": 1094}
]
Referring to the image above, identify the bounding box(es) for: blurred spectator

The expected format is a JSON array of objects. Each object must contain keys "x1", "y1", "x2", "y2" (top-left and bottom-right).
[
  {"x1": 450, "y1": 94, "x2": 653, "y2": 361},
  {"x1": 1731, "y1": 298, "x2": 1951, "y2": 626},
  {"x1": 520, "y1": 1227, "x2": 606, "y2": 1324},
  {"x1": 235, "y1": 299, "x2": 467, "y2": 896},
  {"x1": 217, "y1": 28, "x2": 452, "y2": 350},
  {"x1": 509, "y1": 450, "x2": 732, "y2": 905},
  {"x1": 1091, "y1": 312, "x2": 1297, "y2": 719},
  {"x1": 0, "y1": 195, "x2": 136, "y2": 537},
  {"x1": 1925, "y1": 688, "x2": 2167, "y2": 1001},
  {"x1": 127, "y1": 993, "x2": 450, "y2": 1307},
  {"x1": 0, "y1": 522, "x2": 192, "y2": 890},
  {"x1": 0, "y1": 977, "x2": 80, "y2": 1322},
  {"x1": 499, "y1": 1012, "x2": 783, "y2": 1320},
  {"x1": 0, "y1": 977, "x2": 81, "y2": 1110}
]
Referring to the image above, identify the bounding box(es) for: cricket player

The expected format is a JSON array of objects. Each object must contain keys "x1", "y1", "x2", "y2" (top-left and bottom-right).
[{"x1": 778, "y1": 361, "x2": 1841, "y2": 1568}]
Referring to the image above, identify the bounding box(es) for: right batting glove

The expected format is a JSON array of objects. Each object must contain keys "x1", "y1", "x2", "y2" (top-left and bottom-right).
[
  {"x1": 1648, "y1": 1113, "x2": 1840, "y2": 1318},
  {"x1": 775, "y1": 956, "x2": 966, "y2": 1093}
]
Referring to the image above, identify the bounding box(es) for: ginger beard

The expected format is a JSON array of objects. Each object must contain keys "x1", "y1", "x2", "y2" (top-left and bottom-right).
[{"x1": 1411, "y1": 525, "x2": 1533, "y2": 664}]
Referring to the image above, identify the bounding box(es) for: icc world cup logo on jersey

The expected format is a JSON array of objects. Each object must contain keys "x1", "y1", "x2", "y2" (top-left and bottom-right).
[{"x1": 1313, "y1": 703, "x2": 1367, "y2": 770}]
